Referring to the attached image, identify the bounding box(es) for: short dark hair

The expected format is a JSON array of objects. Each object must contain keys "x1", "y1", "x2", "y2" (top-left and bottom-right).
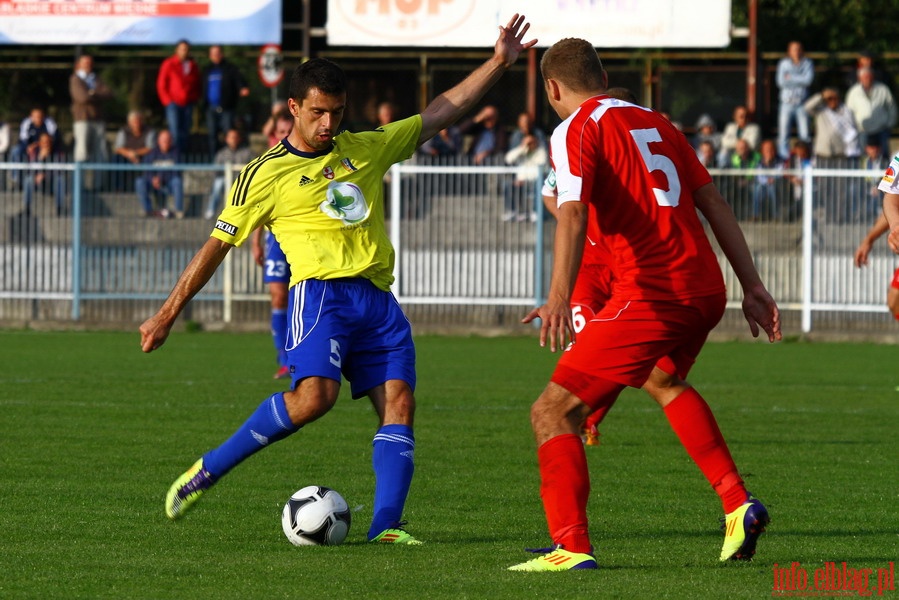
[{"x1": 289, "y1": 58, "x2": 347, "y2": 102}]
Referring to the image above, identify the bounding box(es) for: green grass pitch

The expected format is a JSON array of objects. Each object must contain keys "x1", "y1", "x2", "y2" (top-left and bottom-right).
[{"x1": 1, "y1": 330, "x2": 896, "y2": 598}]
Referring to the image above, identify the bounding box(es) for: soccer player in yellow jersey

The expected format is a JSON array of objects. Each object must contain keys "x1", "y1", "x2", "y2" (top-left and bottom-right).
[{"x1": 140, "y1": 14, "x2": 536, "y2": 544}]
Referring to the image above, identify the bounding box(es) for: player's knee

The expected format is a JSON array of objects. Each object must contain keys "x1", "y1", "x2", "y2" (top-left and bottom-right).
[{"x1": 283, "y1": 381, "x2": 339, "y2": 425}]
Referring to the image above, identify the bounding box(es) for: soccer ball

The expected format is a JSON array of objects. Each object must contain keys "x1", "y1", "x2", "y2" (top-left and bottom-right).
[{"x1": 281, "y1": 485, "x2": 351, "y2": 546}]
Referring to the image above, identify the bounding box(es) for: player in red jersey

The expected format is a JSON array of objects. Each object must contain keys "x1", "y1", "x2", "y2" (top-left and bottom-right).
[{"x1": 509, "y1": 39, "x2": 781, "y2": 572}]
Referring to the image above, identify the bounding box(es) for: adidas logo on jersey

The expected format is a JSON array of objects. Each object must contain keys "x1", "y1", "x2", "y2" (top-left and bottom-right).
[{"x1": 298, "y1": 175, "x2": 314, "y2": 186}]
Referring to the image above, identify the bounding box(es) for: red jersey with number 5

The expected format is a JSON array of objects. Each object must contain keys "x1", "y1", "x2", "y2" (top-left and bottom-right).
[{"x1": 550, "y1": 95, "x2": 725, "y2": 301}]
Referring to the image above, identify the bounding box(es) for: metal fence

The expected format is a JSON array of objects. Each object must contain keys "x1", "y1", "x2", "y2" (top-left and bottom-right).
[{"x1": 0, "y1": 158, "x2": 896, "y2": 334}]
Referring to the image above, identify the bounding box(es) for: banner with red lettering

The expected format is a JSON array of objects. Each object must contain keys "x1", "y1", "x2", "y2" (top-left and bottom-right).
[{"x1": 0, "y1": 0, "x2": 281, "y2": 45}]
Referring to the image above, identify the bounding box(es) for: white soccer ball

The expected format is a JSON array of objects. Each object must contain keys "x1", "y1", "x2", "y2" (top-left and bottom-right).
[{"x1": 281, "y1": 485, "x2": 351, "y2": 546}]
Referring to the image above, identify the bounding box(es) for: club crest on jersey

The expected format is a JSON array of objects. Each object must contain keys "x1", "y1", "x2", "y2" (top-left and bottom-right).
[
  {"x1": 323, "y1": 166, "x2": 335, "y2": 180},
  {"x1": 298, "y1": 175, "x2": 314, "y2": 186},
  {"x1": 884, "y1": 165, "x2": 896, "y2": 184},
  {"x1": 340, "y1": 158, "x2": 358, "y2": 172}
]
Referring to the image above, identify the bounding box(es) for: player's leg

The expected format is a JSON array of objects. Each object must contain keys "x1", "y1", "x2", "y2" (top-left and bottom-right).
[
  {"x1": 344, "y1": 281, "x2": 421, "y2": 543},
  {"x1": 264, "y1": 233, "x2": 291, "y2": 378},
  {"x1": 165, "y1": 280, "x2": 346, "y2": 520},
  {"x1": 641, "y1": 296, "x2": 769, "y2": 561},
  {"x1": 509, "y1": 379, "x2": 619, "y2": 571},
  {"x1": 887, "y1": 268, "x2": 899, "y2": 320}
]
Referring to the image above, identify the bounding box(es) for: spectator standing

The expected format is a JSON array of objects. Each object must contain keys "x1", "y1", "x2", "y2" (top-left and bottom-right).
[
  {"x1": 23, "y1": 132, "x2": 67, "y2": 216},
  {"x1": 157, "y1": 40, "x2": 201, "y2": 156},
  {"x1": 136, "y1": 129, "x2": 183, "y2": 218},
  {"x1": 776, "y1": 41, "x2": 814, "y2": 159},
  {"x1": 69, "y1": 54, "x2": 112, "y2": 163},
  {"x1": 845, "y1": 67, "x2": 897, "y2": 158},
  {"x1": 502, "y1": 132, "x2": 547, "y2": 222},
  {"x1": 719, "y1": 105, "x2": 761, "y2": 167},
  {"x1": 459, "y1": 104, "x2": 506, "y2": 164},
  {"x1": 786, "y1": 140, "x2": 812, "y2": 222},
  {"x1": 804, "y1": 87, "x2": 861, "y2": 161},
  {"x1": 0, "y1": 114, "x2": 9, "y2": 188},
  {"x1": 204, "y1": 45, "x2": 250, "y2": 158},
  {"x1": 204, "y1": 128, "x2": 255, "y2": 219}
]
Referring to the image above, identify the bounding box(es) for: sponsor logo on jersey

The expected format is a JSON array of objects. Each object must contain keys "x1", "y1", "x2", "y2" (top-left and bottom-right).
[
  {"x1": 340, "y1": 158, "x2": 358, "y2": 172},
  {"x1": 214, "y1": 220, "x2": 238, "y2": 236},
  {"x1": 299, "y1": 175, "x2": 314, "y2": 186},
  {"x1": 323, "y1": 166, "x2": 335, "y2": 180},
  {"x1": 883, "y1": 165, "x2": 896, "y2": 184}
]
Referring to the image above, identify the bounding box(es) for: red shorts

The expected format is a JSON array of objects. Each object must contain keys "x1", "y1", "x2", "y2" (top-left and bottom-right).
[
  {"x1": 891, "y1": 267, "x2": 899, "y2": 290},
  {"x1": 570, "y1": 263, "x2": 613, "y2": 333},
  {"x1": 552, "y1": 293, "x2": 726, "y2": 408}
]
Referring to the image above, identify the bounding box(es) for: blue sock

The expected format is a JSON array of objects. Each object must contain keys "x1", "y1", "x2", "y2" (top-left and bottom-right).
[
  {"x1": 367, "y1": 424, "x2": 415, "y2": 539},
  {"x1": 203, "y1": 392, "x2": 299, "y2": 478},
  {"x1": 271, "y1": 309, "x2": 288, "y2": 366}
]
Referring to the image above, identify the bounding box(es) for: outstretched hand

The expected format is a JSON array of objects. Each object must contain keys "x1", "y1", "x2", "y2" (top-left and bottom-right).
[
  {"x1": 741, "y1": 284, "x2": 782, "y2": 343},
  {"x1": 495, "y1": 14, "x2": 537, "y2": 68},
  {"x1": 522, "y1": 298, "x2": 574, "y2": 353}
]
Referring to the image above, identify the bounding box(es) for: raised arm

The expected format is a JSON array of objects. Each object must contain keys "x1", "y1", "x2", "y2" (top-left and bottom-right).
[
  {"x1": 139, "y1": 237, "x2": 233, "y2": 352},
  {"x1": 693, "y1": 182, "x2": 782, "y2": 342},
  {"x1": 418, "y1": 14, "x2": 536, "y2": 146}
]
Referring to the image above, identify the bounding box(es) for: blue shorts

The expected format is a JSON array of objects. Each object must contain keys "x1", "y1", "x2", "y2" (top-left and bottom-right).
[
  {"x1": 285, "y1": 278, "x2": 416, "y2": 398},
  {"x1": 263, "y1": 231, "x2": 290, "y2": 284}
]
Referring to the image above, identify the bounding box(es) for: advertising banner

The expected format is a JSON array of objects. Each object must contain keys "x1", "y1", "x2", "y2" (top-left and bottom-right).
[
  {"x1": 0, "y1": 0, "x2": 282, "y2": 45},
  {"x1": 327, "y1": 0, "x2": 731, "y2": 48}
]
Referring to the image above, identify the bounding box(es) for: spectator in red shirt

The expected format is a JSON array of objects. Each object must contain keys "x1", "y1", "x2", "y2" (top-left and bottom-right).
[{"x1": 156, "y1": 39, "x2": 201, "y2": 156}]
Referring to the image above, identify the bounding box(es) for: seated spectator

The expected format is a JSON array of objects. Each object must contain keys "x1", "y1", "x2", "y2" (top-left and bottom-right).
[
  {"x1": 502, "y1": 132, "x2": 548, "y2": 222},
  {"x1": 136, "y1": 129, "x2": 183, "y2": 218},
  {"x1": 10, "y1": 107, "x2": 60, "y2": 185},
  {"x1": 729, "y1": 138, "x2": 760, "y2": 219},
  {"x1": 786, "y1": 140, "x2": 812, "y2": 221},
  {"x1": 23, "y1": 132, "x2": 67, "y2": 216},
  {"x1": 459, "y1": 105, "x2": 506, "y2": 165},
  {"x1": 261, "y1": 100, "x2": 289, "y2": 148},
  {"x1": 204, "y1": 128, "x2": 255, "y2": 219},
  {"x1": 719, "y1": 105, "x2": 761, "y2": 167},
  {"x1": 113, "y1": 110, "x2": 156, "y2": 164},
  {"x1": 803, "y1": 87, "x2": 860, "y2": 163},
  {"x1": 508, "y1": 111, "x2": 546, "y2": 151},
  {"x1": 692, "y1": 113, "x2": 722, "y2": 157},
  {"x1": 697, "y1": 140, "x2": 717, "y2": 168},
  {"x1": 753, "y1": 139, "x2": 782, "y2": 220},
  {"x1": 855, "y1": 140, "x2": 888, "y2": 220},
  {"x1": 418, "y1": 126, "x2": 463, "y2": 161}
]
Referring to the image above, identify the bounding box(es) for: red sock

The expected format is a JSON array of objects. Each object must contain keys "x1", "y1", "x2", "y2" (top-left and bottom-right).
[
  {"x1": 537, "y1": 434, "x2": 592, "y2": 553},
  {"x1": 584, "y1": 405, "x2": 609, "y2": 429},
  {"x1": 663, "y1": 388, "x2": 747, "y2": 514}
]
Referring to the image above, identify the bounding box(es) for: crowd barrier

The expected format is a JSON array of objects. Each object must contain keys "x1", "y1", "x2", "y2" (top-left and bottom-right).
[{"x1": 0, "y1": 157, "x2": 895, "y2": 335}]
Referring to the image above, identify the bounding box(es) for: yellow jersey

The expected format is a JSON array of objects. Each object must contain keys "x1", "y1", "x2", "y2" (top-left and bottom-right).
[{"x1": 210, "y1": 115, "x2": 422, "y2": 290}]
